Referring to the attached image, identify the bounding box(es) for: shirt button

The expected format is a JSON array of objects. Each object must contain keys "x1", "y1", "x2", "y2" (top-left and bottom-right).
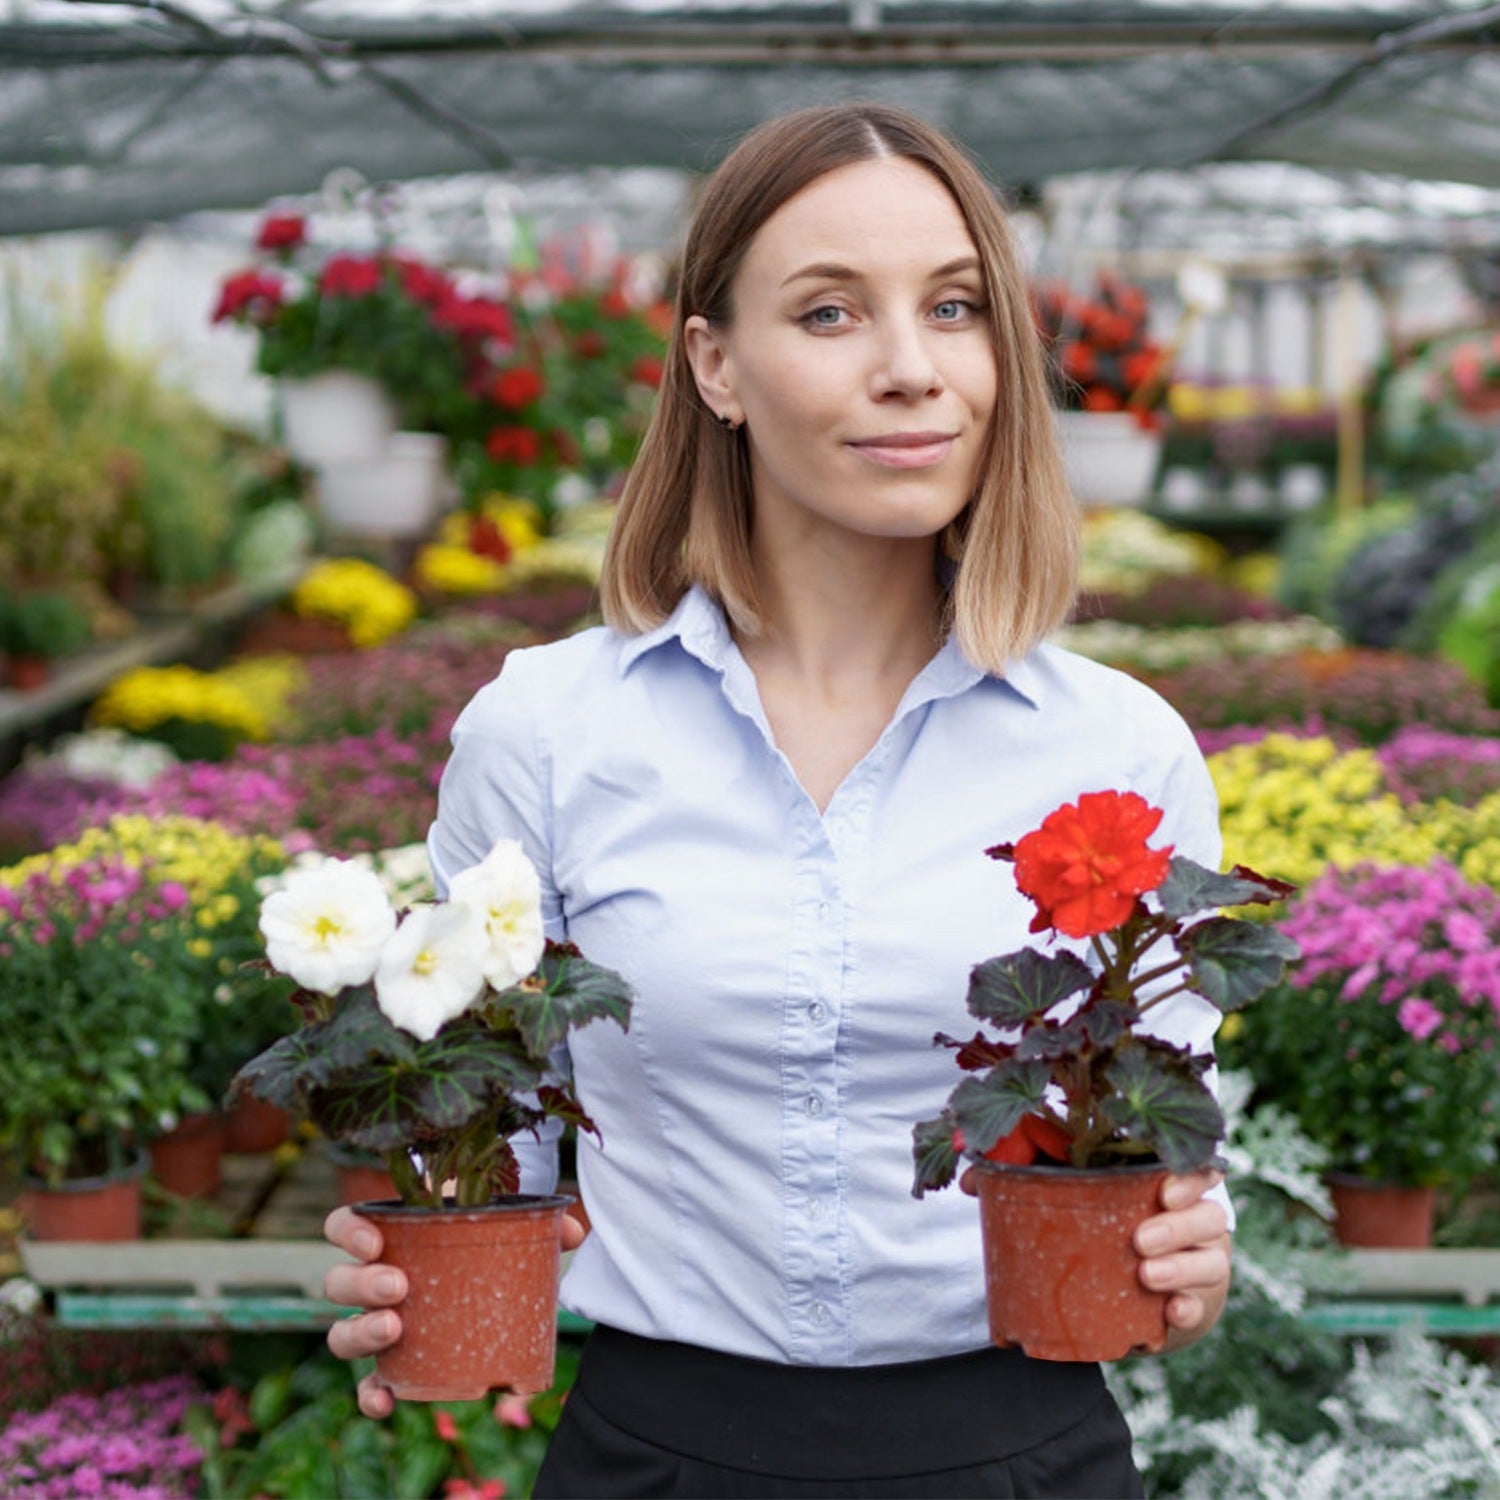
[
  {"x1": 806, "y1": 1094, "x2": 824, "y2": 1117},
  {"x1": 808, "y1": 1000, "x2": 827, "y2": 1024},
  {"x1": 812, "y1": 1302, "x2": 830, "y2": 1324},
  {"x1": 817, "y1": 901, "x2": 830, "y2": 922},
  {"x1": 806, "y1": 1198, "x2": 824, "y2": 1219}
]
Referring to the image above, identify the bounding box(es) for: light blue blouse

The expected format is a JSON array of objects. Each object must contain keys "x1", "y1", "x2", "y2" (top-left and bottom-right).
[{"x1": 428, "y1": 584, "x2": 1228, "y2": 1366}]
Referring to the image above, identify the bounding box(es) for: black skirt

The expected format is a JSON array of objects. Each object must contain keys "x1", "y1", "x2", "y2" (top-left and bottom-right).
[{"x1": 532, "y1": 1325, "x2": 1144, "y2": 1499}]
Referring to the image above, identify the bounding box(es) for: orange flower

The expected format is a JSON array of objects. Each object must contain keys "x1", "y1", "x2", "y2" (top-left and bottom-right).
[{"x1": 1010, "y1": 790, "x2": 1173, "y2": 938}]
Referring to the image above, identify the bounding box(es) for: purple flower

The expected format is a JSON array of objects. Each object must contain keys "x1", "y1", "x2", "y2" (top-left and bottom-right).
[{"x1": 1398, "y1": 997, "x2": 1444, "y2": 1040}]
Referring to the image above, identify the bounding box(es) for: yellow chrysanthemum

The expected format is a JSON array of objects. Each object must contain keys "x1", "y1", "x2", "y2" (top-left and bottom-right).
[
  {"x1": 91, "y1": 665, "x2": 271, "y2": 741},
  {"x1": 415, "y1": 543, "x2": 508, "y2": 595},
  {"x1": 291, "y1": 558, "x2": 417, "y2": 648}
]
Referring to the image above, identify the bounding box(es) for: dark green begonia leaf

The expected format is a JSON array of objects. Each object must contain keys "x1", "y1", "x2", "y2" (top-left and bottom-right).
[
  {"x1": 967, "y1": 949, "x2": 1095, "y2": 1029},
  {"x1": 911, "y1": 1114, "x2": 962, "y2": 1198},
  {"x1": 950, "y1": 1061, "x2": 1053, "y2": 1155},
  {"x1": 502, "y1": 942, "x2": 634, "y2": 1058},
  {"x1": 1180, "y1": 917, "x2": 1301, "y2": 1011},
  {"x1": 1157, "y1": 857, "x2": 1297, "y2": 919},
  {"x1": 1100, "y1": 1038, "x2": 1225, "y2": 1173}
]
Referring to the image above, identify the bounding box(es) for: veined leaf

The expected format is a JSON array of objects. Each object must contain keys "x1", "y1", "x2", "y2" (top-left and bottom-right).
[
  {"x1": 911, "y1": 1114, "x2": 961, "y2": 1198},
  {"x1": 1180, "y1": 917, "x2": 1301, "y2": 1011},
  {"x1": 950, "y1": 1061, "x2": 1053, "y2": 1155},
  {"x1": 505, "y1": 944, "x2": 633, "y2": 1057},
  {"x1": 1157, "y1": 857, "x2": 1297, "y2": 919},
  {"x1": 967, "y1": 949, "x2": 1094, "y2": 1028},
  {"x1": 1100, "y1": 1039, "x2": 1225, "y2": 1173}
]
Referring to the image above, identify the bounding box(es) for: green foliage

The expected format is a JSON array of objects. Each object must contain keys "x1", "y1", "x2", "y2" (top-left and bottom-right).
[
  {"x1": 0, "y1": 270, "x2": 245, "y2": 591},
  {"x1": 0, "y1": 896, "x2": 204, "y2": 1182},
  {"x1": 1275, "y1": 498, "x2": 1414, "y2": 620},
  {"x1": 0, "y1": 587, "x2": 92, "y2": 659},
  {"x1": 192, "y1": 1338, "x2": 577, "y2": 1499}
]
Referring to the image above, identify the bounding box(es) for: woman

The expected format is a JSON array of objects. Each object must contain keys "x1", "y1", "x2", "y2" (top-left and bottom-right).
[{"x1": 324, "y1": 102, "x2": 1232, "y2": 1498}]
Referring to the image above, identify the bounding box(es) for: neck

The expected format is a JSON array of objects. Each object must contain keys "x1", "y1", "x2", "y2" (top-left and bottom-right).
[{"x1": 738, "y1": 528, "x2": 945, "y2": 686}]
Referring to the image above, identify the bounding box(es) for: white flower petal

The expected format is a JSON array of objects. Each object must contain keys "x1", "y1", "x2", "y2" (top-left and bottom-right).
[
  {"x1": 374, "y1": 902, "x2": 489, "y2": 1041},
  {"x1": 448, "y1": 838, "x2": 545, "y2": 990},
  {"x1": 258, "y1": 858, "x2": 397, "y2": 996}
]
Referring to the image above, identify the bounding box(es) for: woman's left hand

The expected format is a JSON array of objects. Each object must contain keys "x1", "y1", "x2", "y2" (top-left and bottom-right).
[{"x1": 1133, "y1": 1170, "x2": 1232, "y2": 1352}]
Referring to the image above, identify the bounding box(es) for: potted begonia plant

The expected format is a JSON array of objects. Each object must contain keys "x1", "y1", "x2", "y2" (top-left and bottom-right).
[
  {"x1": 912, "y1": 789, "x2": 1297, "y2": 1362},
  {"x1": 229, "y1": 837, "x2": 632, "y2": 1401},
  {"x1": 1225, "y1": 859, "x2": 1500, "y2": 1247}
]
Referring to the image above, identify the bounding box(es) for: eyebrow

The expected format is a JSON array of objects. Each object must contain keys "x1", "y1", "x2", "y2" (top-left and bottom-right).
[{"x1": 780, "y1": 255, "x2": 982, "y2": 288}]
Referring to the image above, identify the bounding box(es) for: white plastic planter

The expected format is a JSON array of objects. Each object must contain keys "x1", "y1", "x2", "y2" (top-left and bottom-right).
[
  {"x1": 1055, "y1": 410, "x2": 1164, "y2": 511},
  {"x1": 279, "y1": 371, "x2": 396, "y2": 468},
  {"x1": 314, "y1": 432, "x2": 449, "y2": 539}
]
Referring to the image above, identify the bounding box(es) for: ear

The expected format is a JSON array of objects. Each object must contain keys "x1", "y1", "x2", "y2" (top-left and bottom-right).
[{"x1": 683, "y1": 314, "x2": 738, "y2": 424}]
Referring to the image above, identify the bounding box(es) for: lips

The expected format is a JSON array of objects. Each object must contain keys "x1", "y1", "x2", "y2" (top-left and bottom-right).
[{"x1": 848, "y1": 431, "x2": 958, "y2": 469}]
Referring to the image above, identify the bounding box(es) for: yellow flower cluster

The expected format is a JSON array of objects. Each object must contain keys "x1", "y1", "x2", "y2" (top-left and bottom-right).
[
  {"x1": 1167, "y1": 383, "x2": 1327, "y2": 423},
  {"x1": 414, "y1": 496, "x2": 547, "y2": 596},
  {"x1": 1079, "y1": 511, "x2": 1223, "y2": 597},
  {"x1": 1, "y1": 814, "x2": 284, "y2": 909},
  {"x1": 1209, "y1": 733, "x2": 1500, "y2": 892},
  {"x1": 92, "y1": 664, "x2": 272, "y2": 741},
  {"x1": 212, "y1": 655, "x2": 307, "y2": 737},
  {"x1": 291, "y1": 558, "x2": 417, "y2": 647}
]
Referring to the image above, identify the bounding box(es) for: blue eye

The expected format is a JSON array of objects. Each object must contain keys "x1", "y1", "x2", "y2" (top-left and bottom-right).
[
  {"x1": 801, "y1": 305, "x2": 848, "y2": 329},
  {"x1": 933, "y1": 299, "x2": 975, "y2": 322}
]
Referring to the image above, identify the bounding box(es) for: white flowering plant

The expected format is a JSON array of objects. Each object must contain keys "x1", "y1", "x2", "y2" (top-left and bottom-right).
[{"x1": 228, "y1": 838, "x2": 631, "y2": 1208}]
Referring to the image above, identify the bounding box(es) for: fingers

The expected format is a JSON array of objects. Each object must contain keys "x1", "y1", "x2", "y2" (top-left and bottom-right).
[
  {"x1": 561, "y1": 1212, "x2": 589, "y2": 1251},
  {"x1": 324, "y1": 1258, "x2": 407, "y2": 1310},
  {"x1": 1159, "y1": 1169, "x2": 1222, "y2": 1212},
  {"x1": 958, "y1": 1166, "x2": 979, "y2": 1198},
  {"x1": 324, "y1": 1206, "x2": 383, "y2": 1261},
  {"x1": 356, "y1": 1371, "x2": 397, "y2": 1421}
]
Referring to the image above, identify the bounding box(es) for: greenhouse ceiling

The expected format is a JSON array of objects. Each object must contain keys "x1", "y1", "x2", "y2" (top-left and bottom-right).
[{"x1": 1, "y1": 0, "x2": 1499, "y2": 236}]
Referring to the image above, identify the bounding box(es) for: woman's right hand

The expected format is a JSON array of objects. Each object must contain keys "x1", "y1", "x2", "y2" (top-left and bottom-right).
[
  {"x1": 323, "y1": 1206, "x2": 408, "y2": 1419},
  {"x1": 323, "y1": 1203, "x2": 592, "y2": 1419}
]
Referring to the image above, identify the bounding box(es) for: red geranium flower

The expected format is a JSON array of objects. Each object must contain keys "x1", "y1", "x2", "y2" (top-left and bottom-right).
[
  {"x1": 212, "y1": 269, "x2": 285, "y2": 323},
  {"x1": 318, "y1": 254, "x2": 383, "y2": 299},
  {"x1": 433, "y1": 295, "x2": 515, "y2": 346},
  {"x1": 433, "y1": 1409, "x2": 460, "y2": 1443},
  {"x1": 394, "y1": 255, "x2": 452, "y2": 306},
  {"x1": 629, "y1": 354, "x2": 664, "y2": 389},
  {"x1": 484, "y1": 427, "x2": 542, "y2": 465},
  {"x1": 255, "y1": 214, "x2": 306, "y2": 253},
  {"x1": 490, "y1": 365, "x2": 546, "y2": 409},
  {"x1": 1009, "y1": 789, "x2": 1173, "y2": 939}
]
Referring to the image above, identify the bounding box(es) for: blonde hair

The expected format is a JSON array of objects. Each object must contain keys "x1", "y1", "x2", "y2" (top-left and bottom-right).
[{"x1": 600, "y1": 102, "x2": 1077, "y2": 673}]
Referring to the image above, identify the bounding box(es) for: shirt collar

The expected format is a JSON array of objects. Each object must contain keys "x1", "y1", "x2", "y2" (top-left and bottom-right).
[{"x1": 618, "y1": 583, "x2": 1043, "y2": 709}]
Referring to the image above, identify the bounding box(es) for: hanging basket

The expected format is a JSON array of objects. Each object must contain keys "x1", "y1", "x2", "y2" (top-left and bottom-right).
[
  {"x1": 314, "y1": 432, "x2": 450, "y2": 540},
  {"x1": 279, "y1": 370, "x2": 396, "y2": 467},
  {"x1": 1055, "y1": 410, "x2": 1164, "y2": 510},
  {"x1": 975, "y1": 1159, "x2": 1170, "y2": 1363},
  {"x1": 360, "y1": 1194, "x2": 571, "y2": 1402}
]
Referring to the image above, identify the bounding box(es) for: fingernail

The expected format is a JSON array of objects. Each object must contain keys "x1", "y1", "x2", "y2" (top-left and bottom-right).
[
  {"x1": 353, "y1": 1230, "x2": 379, "y2": 1258},
  {"x1": 1138, "y1": 1226, "x2": 1168, "y2": 1254},
  {"x1": 375, "y1": 1271, "x2": 403, "y2": 1299},
  {"x1": 378, "y1": 1311, "x2": 399, "y2": 1340},
  {"x1": 1141, "y1": 1259, "x2": 1169, "y2": 1287}
]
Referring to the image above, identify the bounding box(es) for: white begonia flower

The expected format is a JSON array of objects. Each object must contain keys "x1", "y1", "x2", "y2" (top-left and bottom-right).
[
  {"x1": 259, "y1": 857, "x2": 397, "y2": 996},
  {"x1": 448, "y1": 838, "x2": 546, "y2": 990},
  {"x1": 373, "y1": 902, "x2": 489, "y2": 1041}
]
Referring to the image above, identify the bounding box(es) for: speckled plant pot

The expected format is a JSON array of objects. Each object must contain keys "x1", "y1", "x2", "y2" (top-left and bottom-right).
[
  {"x1": 975, "y1": 1159, "x2": 1170, "y2": 1363},
  {"x1": 360, "y1": 1194, "x2": 572, "y2": 1402}
]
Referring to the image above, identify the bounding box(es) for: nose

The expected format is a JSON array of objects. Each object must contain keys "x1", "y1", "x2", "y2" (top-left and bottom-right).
[{"x1": 871, "y1": 316, "x2": 943, "y2": 401}]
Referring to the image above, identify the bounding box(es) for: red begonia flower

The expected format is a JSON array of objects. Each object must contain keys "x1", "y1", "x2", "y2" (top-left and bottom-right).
[
  {"x1": 1011, "y1": 790, "x2": 1173, "y2": 939},
  {"x1": 484, "y1": 426, "x2": 543, "y2": 465}
]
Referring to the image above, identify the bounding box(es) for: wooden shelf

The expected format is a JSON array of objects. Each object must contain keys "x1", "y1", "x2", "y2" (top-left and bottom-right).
[{"x1": 0, "y1": 563, "x2": 307, "y2": 752}]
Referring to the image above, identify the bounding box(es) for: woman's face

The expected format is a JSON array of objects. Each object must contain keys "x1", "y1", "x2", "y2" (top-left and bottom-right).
[{"x1": 685, "y1": 155, "x2": 998, "y2": 551}]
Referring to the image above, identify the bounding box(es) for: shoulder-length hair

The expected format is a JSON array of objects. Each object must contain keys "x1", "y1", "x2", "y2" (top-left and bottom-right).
[{"x1": 600, "y1": 101, "x2": 1077, "y2": 673}]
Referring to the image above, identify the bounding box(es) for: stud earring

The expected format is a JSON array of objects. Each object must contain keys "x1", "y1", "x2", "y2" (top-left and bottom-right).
[{"x1": 718, "y1": 412, "x2": 739, "y2": 431}]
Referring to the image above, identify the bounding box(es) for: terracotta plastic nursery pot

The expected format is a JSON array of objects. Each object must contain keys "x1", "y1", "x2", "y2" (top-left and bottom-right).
[
  {"x1": 20, "y1": 1154, "x2": 149, "y2": 1242},
  {"x1": 224, "y1": 1094, "x2": 290, "y2": 1154},
  {"x1": 149, "y1": 1112, "x2": 227, "y2": 1199},
  {"x1": 975, "y1": 1159, "x2": 1171, "y2": 1363},
  {"x1": 1326, "y1": 1173, "x2": 1437, "y2": 1248},
  {"x1": 361, "y1": 1194, "x2": 572, "y2": 1402}
]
